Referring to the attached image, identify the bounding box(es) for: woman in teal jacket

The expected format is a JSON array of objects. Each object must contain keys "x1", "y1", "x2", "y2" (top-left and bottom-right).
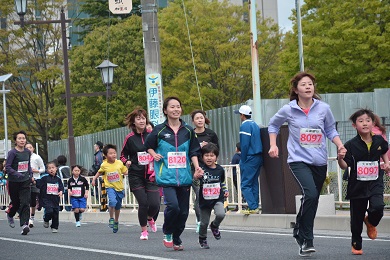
[{"x1": 145, "y1": 96, "x2": 203, "y2": 251}]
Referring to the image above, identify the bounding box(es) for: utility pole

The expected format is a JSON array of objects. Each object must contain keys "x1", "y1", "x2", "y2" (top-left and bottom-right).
[
  {"x1": 141, "y1": 0, "x2": 164, "y2": 126},
  {"x1": 249, "y1": 0, "x2": 262, "y2": 126}
]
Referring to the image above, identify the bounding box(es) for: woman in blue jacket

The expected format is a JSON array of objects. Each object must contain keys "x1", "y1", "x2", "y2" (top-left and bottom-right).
[
  {"x1": 144, "y1": 96, "x2": 203, "y2": 251},
  {"x1": 268, "y1": 72, "x2": 345, "y2": 257}
]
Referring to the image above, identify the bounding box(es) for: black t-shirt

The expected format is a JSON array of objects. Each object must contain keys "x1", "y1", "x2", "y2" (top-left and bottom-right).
[{"x1": 199, "y1": 164, "x2": 226, "y2": 209}]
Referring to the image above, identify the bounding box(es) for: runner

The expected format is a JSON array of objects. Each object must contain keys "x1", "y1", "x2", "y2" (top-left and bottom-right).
[{"x1": 268, "y1": 72, "x2": 345, "y2": 257}]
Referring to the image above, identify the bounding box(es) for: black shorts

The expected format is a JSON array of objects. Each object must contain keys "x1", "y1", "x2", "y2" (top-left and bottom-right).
[{"x1": 128, "y1": 172, "x2": 159, "y2": 192}]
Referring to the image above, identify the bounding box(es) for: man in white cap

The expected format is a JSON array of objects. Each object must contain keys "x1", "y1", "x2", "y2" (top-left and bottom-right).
[{"x1": 235, "y1": 105, "x2": 263, "y2": 214}]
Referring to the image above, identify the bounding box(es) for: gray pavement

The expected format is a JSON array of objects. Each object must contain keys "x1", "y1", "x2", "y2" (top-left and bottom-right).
[{"x1": 30, "y1": 208, "x2": 390, "y2": 233}]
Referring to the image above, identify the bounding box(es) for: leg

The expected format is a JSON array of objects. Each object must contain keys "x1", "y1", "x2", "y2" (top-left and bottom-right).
[
  {"x1": 240, "y1": 155, "x2": 262, "y2": 210},
  {"x1": 7, "y1": 181, "x2": 21, "y2": 218},
  {"x1": 289, "y1": 162, "x2": 326, "y2": 242},
  {"x1": 350, "y1": 198, "x2": 368, "y2": 250},
  {"x1": 132, "y1": 188, "x2": 149, "y2": 228},
  {"x1": 162, "y1": 187, "x2": 180, "y2": 235},
  {"x1": 172, "y1": 186, "x2": 191, "y2": 246},
  {"x1": 199, "y1": 207, "x2": 212, "y2": 239},
  {"x1": 192, "y1": 180, "x2": 201, "y2": 222},
  {"x1": 367, "y1": 194, "x2": 385, "y2": 226},
  {"x1": 211, "y1": 201, "x2": 226, "y2": 228},
  {"x1": 51, "y1": 207, "x2": 60, "y2": 229},
  {"x1": 18, "y1": 180, "x2": 31, "y2": 227}
]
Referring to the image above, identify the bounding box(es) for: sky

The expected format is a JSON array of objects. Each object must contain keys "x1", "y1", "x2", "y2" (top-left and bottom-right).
[{"x1": 278, "y1": 0, "x2": 302, "y2": 32}]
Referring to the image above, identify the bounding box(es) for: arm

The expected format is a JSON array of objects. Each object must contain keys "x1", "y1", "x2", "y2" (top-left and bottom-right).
[
  {"x1": 268, "y1": 133, "x2": 279, "y2": 158},
  {"x1": 37, "y1": 156, "x2": 46, "y2": 174},
  {"x1": 92, "y1": 172, "x2": 102, "y2": 186},
  {"x1": 191, "y1": 156, "x2": 204, "y2": 179},
  {"x1": 120, "y1": 134, "x2": 132, "y2": 167}
]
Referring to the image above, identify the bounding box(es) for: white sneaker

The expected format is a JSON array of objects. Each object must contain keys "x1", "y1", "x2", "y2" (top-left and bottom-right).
[
  {"x1": 76, "y1": 221, "x2": 81, "y2": 227},
  {"x1": 28, "y1": 218, "x2": 34, "y2": 228},
  {"x1": 51, "y1": 228, "x2": 58, "y2": 233}
]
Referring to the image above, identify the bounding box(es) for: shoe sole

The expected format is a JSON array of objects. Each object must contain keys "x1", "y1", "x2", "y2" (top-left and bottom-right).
[
  {"x1": 163, "y1": 241, "x2": 173, "y2": 248},
  {"x1": 173, "y1": 245, "x2": 184, "y2": 251}
]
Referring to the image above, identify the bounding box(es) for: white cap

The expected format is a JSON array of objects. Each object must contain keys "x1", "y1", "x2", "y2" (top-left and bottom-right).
[{"x1": 234, "y1": 105, "x2": 252, "y2": 116}]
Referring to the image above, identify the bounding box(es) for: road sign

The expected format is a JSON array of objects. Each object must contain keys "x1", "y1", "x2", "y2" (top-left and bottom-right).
[{"x1": 109, "y1": 0, "x2": 132, "y2": 14}]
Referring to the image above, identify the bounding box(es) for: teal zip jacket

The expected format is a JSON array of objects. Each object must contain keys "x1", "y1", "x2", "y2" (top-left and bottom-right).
[{"x1": 144, "y1": 119, "x2": 201, "y2": 186}]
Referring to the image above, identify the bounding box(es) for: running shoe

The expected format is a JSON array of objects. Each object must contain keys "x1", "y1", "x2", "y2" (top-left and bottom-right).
[
  {"x1": 209, "y1": 223, "x2": 221, "y2": 240},
  {"x1": 148, "y1": 219, "x2": 157, "y2": 232},
  {"x1": 28, "y1": 217, "x2": 34, "y2": 228},
  {"x1": 301, "y1": 240, "x2": 316, "y2": 253},
  {"x1": 173, "y1": 244, "x2": 184, "y2": 251},
  {"x1": 199, "y1": 238, "x2": 210, "y2": 249},
  {"x1": 352, "y1": 242, "x2": 363, "y2": 255},
  {"x1": 43, "y1": 221, "x2": 49, "y2": 228},
  {"x1": 163, "y1": 234, "x2": 173, "y2": 248},
  {"x1": 7, "y1": 215, "x2": 15, "y2": 228},
  {"x1": 108, "y1": 218, "x2": 114, "y2": 228},
  {"x1": 51, "y1": 228, "x2": 58, "y2": 233},
  {"x1": 299, "y1": 248, "x2": 311, "y2": 257},
  {"x1": 140, "y1": 230, "x2": 149, "y2": 240},
  {"x1": 76, "y1": 221, "x2": 81, "y2": 227},
  {"x1": 113, "y1": 222, "x2": 119, "y2": 233},
  {"x1": 363, "y1": 216, "x2": 377, "y2": 240},
  {"x1": 21, "y1": 225, "x2": 30, "y2": 235}
]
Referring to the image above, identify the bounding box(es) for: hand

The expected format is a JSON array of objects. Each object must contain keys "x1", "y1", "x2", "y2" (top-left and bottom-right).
[
  {"x1": 194, "y1": 167, "x2": 204, "y2": 179},
  {"x1": 337, "y1": 146, "x2": 347, "y2": 159},
  {"x1": 68, "y1": 190, "x2": 72, "y2": 196},
  {"x1": 382, "y1": 162, "x2": 390, "y2": 173},
  {"x1": 84, "y1": 193, "x2": 88, "y2": 199},
  {"x1": 200, "y1": 141, "x2": 208, "y2": 148},
  {"x1": 125, "y1": 161, "x2": 132, "y2": 168},
  {"x1": 91, "y1": 179, "x2": 96, "y2": 186},
  {"x1": 224, "y1": 191, "x2": 229, "y2": 198},
  {"x1": 268, "y1": 145, "x2": 279, "y2": 158},
  {"x1": 153, "y1": 153, "x2": 163, "y2": 162},
  {"x1": 59, "y1": 191, "x2": 63, "y2": 198}
]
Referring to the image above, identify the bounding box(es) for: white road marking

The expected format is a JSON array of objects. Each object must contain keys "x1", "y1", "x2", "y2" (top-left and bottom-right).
[{"x1": 0, "y1": 237, "x2": 176, "y2": 260}]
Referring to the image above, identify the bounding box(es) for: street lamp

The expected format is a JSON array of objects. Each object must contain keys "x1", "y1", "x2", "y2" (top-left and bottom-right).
[
  {"x1": 14, "y1": 0, "x2": 27, "y2": 26},
  {"x1": 13, "y1": 0, "x2": 76, "y2": 165},
  {"x1": 96, "y1": 60, "x2": 118, "y2": 90},
  {"x1": 0, "y1": 74, "x2": 12, "y2": 159},
  {"x1": 96, "y1": 60, "x2": 118, "y2": 129}
]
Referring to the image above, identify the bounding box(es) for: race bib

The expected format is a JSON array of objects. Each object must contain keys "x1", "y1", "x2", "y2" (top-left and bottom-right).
[
  {"x1": 137, "y1": 152, "x2": 153, "y2": 165},
  {"x1": 299, "y1": 128, "x2": 323, "y2": 148},
  {"x1": 17, "y1": 161, "x2": 29, "y2": 172},
  {"x1": 107, "y1": 172, "x2": 120, "y2": 183},
  {"x1": 202, "y1": 183, "x2": 221, "y2": 200},
  {"x1": 356, "y1": 161, "x2": 379, "y2": 181},
  {"x1": 72, "y1": 187, "x2": 82, "y2": 197},
  {"x1": 167, "y1": 152, "x2": 186, "y2": 168},
  {"x1": 47, "y1": 183, "x2": 59, "y2": 195}
]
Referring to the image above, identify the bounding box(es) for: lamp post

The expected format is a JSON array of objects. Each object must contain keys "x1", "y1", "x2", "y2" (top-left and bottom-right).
[
  {"x1": 0, "y1": 74, "x2": 12, "y2": 159},
  {"x1": 96, "y1": 60, "x2": 118, "y2": 130},
  {"x1": 14, "y1": 0, "x2": 76, "y2": 165}
]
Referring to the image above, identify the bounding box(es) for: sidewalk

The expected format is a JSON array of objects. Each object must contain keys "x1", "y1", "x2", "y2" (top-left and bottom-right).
[{"x1": 32, "y1": 209, "x2": 390, "y2": 233}]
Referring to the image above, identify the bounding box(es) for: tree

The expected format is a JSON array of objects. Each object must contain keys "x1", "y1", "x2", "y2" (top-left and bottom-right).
[
  {"x1": 71, "y1": 0, "x2": 141, "y2": 41},
  {"x1": 69, "y1": 16, "x2": 145, "y2": 135},
  {"x1": 0, "y1": 0, "x2": 70, "y2": 161},
  {"x1": 158, "y1": 0, "x2": 285, "y2": 113},
  {"x1": 280, "y1": 0, "x2": 390, "y2": 93}
]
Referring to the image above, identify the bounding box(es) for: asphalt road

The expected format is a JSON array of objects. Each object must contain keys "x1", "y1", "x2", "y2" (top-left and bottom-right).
[{"x1": 0, "y1": 217, "x2": 389, "y2": 260}]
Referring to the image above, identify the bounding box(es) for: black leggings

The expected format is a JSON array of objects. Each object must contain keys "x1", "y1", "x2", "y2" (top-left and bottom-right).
[
  {"x1": 8, "y1": 180, "x2": 31, "y2": 227},
  {"x1": 132, "y1": 188, "x2": 160, "y2": 227}
]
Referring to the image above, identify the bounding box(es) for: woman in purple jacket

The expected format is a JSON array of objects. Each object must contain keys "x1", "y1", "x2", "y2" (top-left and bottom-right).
[{"x1": 268, "y1": 72, "x2": 345, "y2": 257}]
